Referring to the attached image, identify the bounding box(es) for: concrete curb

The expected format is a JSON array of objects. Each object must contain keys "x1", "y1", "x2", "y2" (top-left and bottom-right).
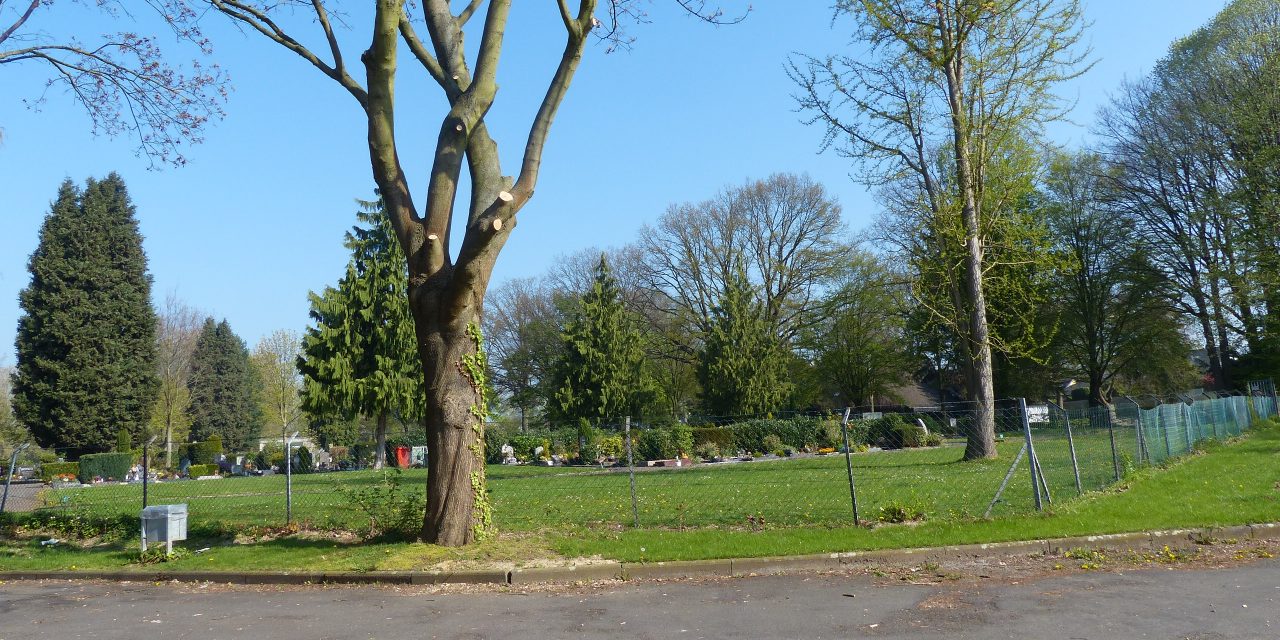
[{"x1": 3, "y1": 522, "x2": 1276, "y2": 586}]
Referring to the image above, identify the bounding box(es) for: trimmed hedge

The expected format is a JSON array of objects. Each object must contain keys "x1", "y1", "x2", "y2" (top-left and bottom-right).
[
  {"x1": 185, "y1": 436, "x2": 223, "y2": 465},
  {"x1": 865, "y1": 413, "x2": 926, "y2": 449},
  {"x1": 725, "y1": 417, "x2": 832, "y2": 453},
  {"x1": 692, "y1": 427, "x2": 733, "y2": 450},
  {"x1": 77, "y1": 453, "x2": 132, "y2": 483},
  {"x1": 40, "y1": 462, "x2": 79, "y2": 482},
  {"x1": 187, "y1": 464, "x2": 219, "y2": 478}
]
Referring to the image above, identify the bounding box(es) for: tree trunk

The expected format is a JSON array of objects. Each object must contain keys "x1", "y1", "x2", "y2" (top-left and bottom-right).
[
  {"x1": 373, "y1": 411, "x2": 388, "y2": 470},
  {"x1": 1088, "y1": 369, "x2": 1107, "y2": 407},
  {"x1": 943, "y1": 47, "x2": 997, "y2": 461},
  {"x1": 414, "y1": 289, "x2": 489, "y2": 547}
]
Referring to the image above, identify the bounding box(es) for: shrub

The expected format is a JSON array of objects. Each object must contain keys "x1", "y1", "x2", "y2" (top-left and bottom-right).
[
  {"x1": 484, "y1": 424, "x2": 516, "y2": 463},
  {"x1": 575, "y1": 420, "x2": 599, "y2": 463},
  {"x1": 877, "y1": 501, "x2": 925, "y2": 523},
  {"x1": 330, "y1": 468, "x2": 424, "y2": 540},
  {"x1": 509, "y1": 434, "x2": 544, "y2": 461},
  {"x1": 115, "y1": 428, "x2": 132, "y2": 453},
  {"x1": 670, "y1": 423, "x2": 694, "y2": 457},
  {"x1": 291, "y1": 446, "x2": 314, "y2": 473},
  {"x1": 637, "y1": 428, "x2": 679, "y2": 461},
  {"x1": 255, "y1": 443, "x2": 283, "y2": 470},
  {"x1": 692, "y1": 427, "x2": 733, "y2": 451},
  {"x1": 867, "y1": 414, "x2": 926, "y2": 448},
  {"x1": 350, "y1": 442, "x2": 377, "y2": 467},
  {"x1": 77, "y1": 452, "x2": 132, "y2": 483},
  {"x1": 761, "y1": 434, "x2": 784, "y2": 456},
  {"x1": 187, "y1": 463, "x2": 219, "y2": 477},
  {"x1": 694, "y1": 442, "x2": 720, "y2": 461},
  {"x1": 40, "y1": 462, "x2": 79, "y2": 483},
  {"x1": 922, "y1": 432, "x2": 944, "y2": 447},
  {"x1": 597, "y1": 435, "x2": 624, "y2": 461},
  {"x1": 186, "y1": 436, "x2": 223, "y2": 465}
]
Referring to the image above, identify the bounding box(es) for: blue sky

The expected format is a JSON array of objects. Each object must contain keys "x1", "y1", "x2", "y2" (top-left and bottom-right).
[{"x1": 0, "y1": 1, "x2": 1228, "y2": 363}]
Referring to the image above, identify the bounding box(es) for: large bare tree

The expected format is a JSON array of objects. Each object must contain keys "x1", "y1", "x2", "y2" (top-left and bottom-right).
[
  {"x1": 790, "y1": 0, "x2": 1088, "y2": 459},
  {"x1": 636, "y1": 173, "x2": 846, "y2": 349},
  {"x1": 152, "y1": 292, "x2": 204, "y2": 467},
  {"x1": 175, "y1": 0, "x2": 740, "y2": 545}
]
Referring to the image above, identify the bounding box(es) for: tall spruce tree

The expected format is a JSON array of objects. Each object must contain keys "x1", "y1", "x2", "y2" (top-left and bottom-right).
[
  {"x1": 186, "y1": 318, "x2": 262, "y2": 451},
  {"x1": 548, "y1": 256, "x2": 648, "y2": 426},
  {"x1": 298, "y1": 197, "x2": 422, "y2": 469},
  {"x1": 699, "y1": 272, "x2": 792, "y2": 418},
  {"x1": 12, "y1": 175, "x2": 158, "y2": 456}
]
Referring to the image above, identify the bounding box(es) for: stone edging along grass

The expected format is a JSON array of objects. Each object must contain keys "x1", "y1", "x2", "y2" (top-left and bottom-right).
[{"x1": 2, "y1": 522, "x2": 1276, "y2": 586}]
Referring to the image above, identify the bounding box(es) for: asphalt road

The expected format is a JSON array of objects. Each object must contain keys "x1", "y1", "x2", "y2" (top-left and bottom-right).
[{"x1": 1, "y1": 561, "x2": 1276, "y2": 639}]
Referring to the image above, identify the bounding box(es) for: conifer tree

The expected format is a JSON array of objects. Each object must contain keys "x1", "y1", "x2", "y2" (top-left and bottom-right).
[
  {"x1": 186, "y1": 318, "x2": 262, "y2": 451},
  {"x1": 548, "y1": 256, "x2": 649, "y2": 426},
  {"x1": 298, "y1": 197, "x2": 423, "y2": 469},
  {"x1": 699, "y1": 272, "x2": 792, "y2": 418},
  {"x1": 12, "y1": 175, "x2": 158, "y2": 455}
]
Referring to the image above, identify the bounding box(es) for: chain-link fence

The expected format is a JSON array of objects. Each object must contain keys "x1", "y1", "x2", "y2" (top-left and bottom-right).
[{"x1": 3, "y1": 381, "x2": 1276, "y2": 537}]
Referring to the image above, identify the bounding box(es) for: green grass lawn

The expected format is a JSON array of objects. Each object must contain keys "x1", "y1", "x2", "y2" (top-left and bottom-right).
[
  {"x1": 2, "y1": 418, "x2": 1276, "y2": 572},
  {"x1": 27, "y1": 428, "x2": 1124, "y2": 534},
  {"x1": 16, "y1": 423, "x2": 1196, "y2": 534}
]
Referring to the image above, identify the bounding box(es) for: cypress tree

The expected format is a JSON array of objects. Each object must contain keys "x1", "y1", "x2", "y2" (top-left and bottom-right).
[
  {"x1": 186, "y1": 318, "x2": 263, "y2": 451},
  {"x1": 698, "y1": 271, "x2": 792, "y2": 418},
  {"x1": 298, "y1": 197, "x2": 423, "y2": 469},
  {"x1": 12, "y1": 175, "x2": 159, "y2": 456},
  {"x1": 548, "y1": 255, "x2": 648, "y2": 426}
]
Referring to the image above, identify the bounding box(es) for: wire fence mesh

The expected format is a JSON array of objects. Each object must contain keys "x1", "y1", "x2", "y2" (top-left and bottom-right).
[{"x1": 2, "y1": 381, "x2": 1276, "y2": 538}]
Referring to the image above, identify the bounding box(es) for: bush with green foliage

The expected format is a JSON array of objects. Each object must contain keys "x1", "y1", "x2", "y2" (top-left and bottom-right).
[
  {"x1": 923, "y1": 432, "x2": 944, "y2": 447},
  {"x1": 762, "y1": 434, "x2": 785, "y2": 456},
  {"x1": 39, "y1": 462, "x2": 79, "y2": 482},
  {"x1": 115, "y1": 428, "x2": 132, "y2": 453},
  {"x1": 330, "y1": 468, "x2": 424, "y2": 540},
  {"x1": 77, "y1": 452, "x2": 132, "y2": 482},
  {"x1": 187, "y1": 463, "x2": 219, "y2": 478},
  {"x1": 877, "y1": 501, "x2": 925, "y2": 523},
  {"x1": 636, "y1": 428, "x2": 673, "y2": 461},
  {"x1": 185, "y1": 436, "x2": 223, "y2": 465},
  {"x1": 509, "y1": 434, "x2": 544, "y2": 461},
  {"x1": 866, "y1": 414, "x2": 926, "y2": 449},
  {"x1": 694, "y1": 442, "x2": 720, "y2": 461},
  {"x1": 597, "y1": 435, "x2": 624, "y2": 461},
  {"x1": 484, "y1": 423, "x2": 517, "y2": 463},
  {"x1": 292, "y1": 446, "x2": 314, "y2": 473}
]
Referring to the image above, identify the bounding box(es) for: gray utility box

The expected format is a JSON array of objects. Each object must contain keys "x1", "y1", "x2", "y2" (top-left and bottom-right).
[{"x1": 141, "y1": 503, "x2": 187, "y2": 552}]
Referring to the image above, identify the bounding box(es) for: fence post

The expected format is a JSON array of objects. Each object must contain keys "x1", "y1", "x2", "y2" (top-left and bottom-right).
[
  {"x1": 1019, "y1": 399, "x2": 1043, "y2": 511},
  {"x1": 285, "y1": 431, "x2": 298, "y2": 527},
  {"x1": 1128, "y1": 397, "x2": 1148, "y2": 465},
  {"x1": 1104, "y1": 406, "x2": 1120, "y2": 481},
  {"x1": 142, "y1": 436, "x2": 154, "y2": 509},
  {"x1": 839, "y1": 407, "x2": 859, "y2": 523},
  {"x1": 1050, "y1": 401, "x2": 1082, "y2": 495},
  {"x1": 985, "y1": 443, "x2": 1027, "y2": 518},
  {"x1": 624, "y1": 416, "x2": 639, "y2": 528},
  {"x1": 1, "y1": 444, "x2": 30, "y2": 514},
  {"x1": 1181, "y1": 402, "x2": 1196, "y2": 450}
]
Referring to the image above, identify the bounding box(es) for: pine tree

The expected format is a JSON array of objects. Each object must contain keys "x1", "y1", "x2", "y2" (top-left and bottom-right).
[
  {"x1": 186, "y1": 318, "x2": 263, "y2": 451},
  {"x1": 548, "y1": 255, "x2": 649, "y2": 426},
  {"x1": 298, "y1": 197, "x2": 423, "y2": 469},
  {"x1": 12, "y1": 175, "x2": 159, "y2": 456},
  {"x1": 699, "y1": 272, "x2": 792, "y2": 417}
]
